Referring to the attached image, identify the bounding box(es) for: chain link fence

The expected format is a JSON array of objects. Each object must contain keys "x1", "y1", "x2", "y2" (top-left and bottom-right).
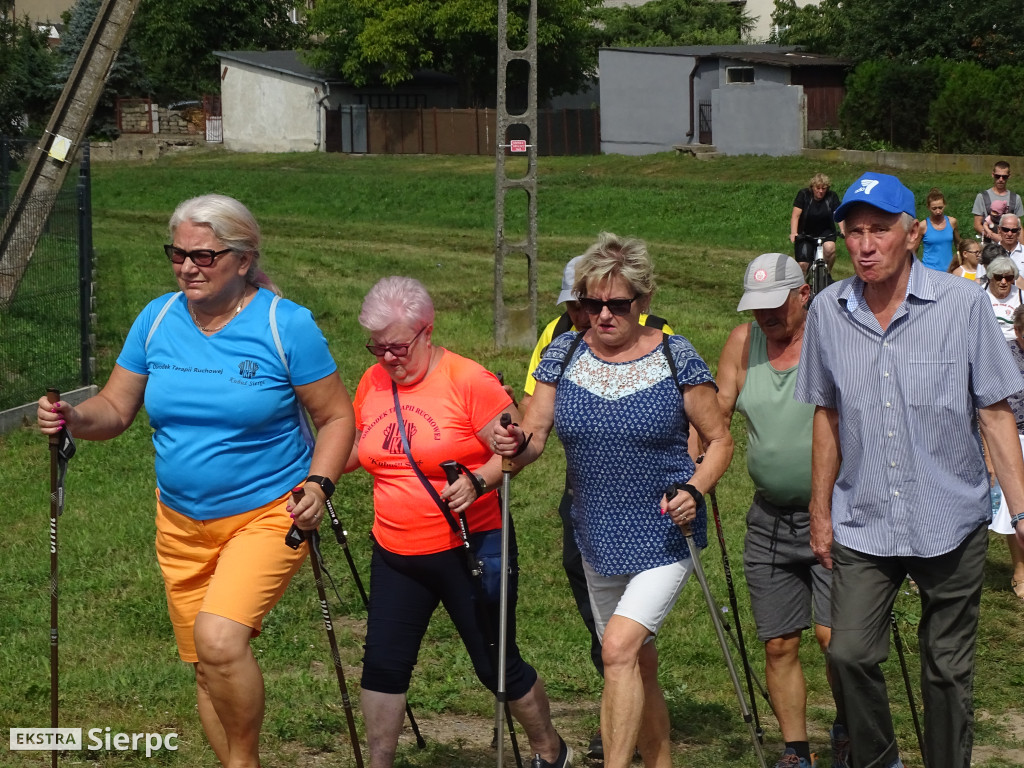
[{"x1": 0, "y1": 136, "x2": 94, "y2": 424}]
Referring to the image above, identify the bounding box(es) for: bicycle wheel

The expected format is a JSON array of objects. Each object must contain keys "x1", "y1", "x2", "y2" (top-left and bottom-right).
[{"x1": 809, "y1": 260, "x2": 830, "y2": 300}]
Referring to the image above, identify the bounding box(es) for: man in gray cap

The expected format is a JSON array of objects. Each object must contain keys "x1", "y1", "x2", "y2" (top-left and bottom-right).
[
  {"x1": 796, "y1": 171, "x2": 1024, "y2": 768},
  {"x1": 717, "y1": 253, "x2": 847, "y2": 768}
]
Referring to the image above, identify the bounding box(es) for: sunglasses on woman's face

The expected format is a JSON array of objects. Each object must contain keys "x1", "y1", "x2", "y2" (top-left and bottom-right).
[
  {"x1": 993, "y1": 274, "x2": 1015, "y2": 282},
  {"x1": 578, "y1": 295, "x2": 640, "y2": 316},
  {"x1": 164, "y1": 244, "x2": 233, "y2": 266}
]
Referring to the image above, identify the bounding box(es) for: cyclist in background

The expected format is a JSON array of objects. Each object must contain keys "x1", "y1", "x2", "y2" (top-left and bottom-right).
[{"x1": 790, "y1": 173, "x2": 841, "y2": 275}]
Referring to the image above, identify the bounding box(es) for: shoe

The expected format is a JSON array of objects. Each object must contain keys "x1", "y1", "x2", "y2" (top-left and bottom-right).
[
  {"x1": 773, "y1": 748, "x2": 816, "y2": 768},
  {"x1": 531, "y1": 736, "x2": 573, "y2": 768},
  {"x1": 830, "y1": 724, "x2": 851, "y2": 768},
  {"x1": 586, "y1": 730, "x2": 602, "y2": 760},
  {"x1": 1012, "y1": 577, "x2": 1024, "y2": 600}
]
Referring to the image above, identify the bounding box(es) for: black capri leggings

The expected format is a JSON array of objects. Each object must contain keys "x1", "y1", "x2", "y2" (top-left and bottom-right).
[{"x1": 360, "y1": 526, "x2": 538, "y2": 700}]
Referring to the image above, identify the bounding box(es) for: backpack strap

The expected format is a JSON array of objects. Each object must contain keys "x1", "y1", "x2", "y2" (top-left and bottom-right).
[
  {"x1": 1012, "y1": 191, "x2": 1020, "y2": 214},
  {"x1": 558, "y1": 331, "x2": 587, "y2": 379},
  {"x1": 269, "y1": 294, "x2": 316, "y2": 448},
  {"x1": 661, "y1": 333, "x2": 686, "y2": 400},
  {"x1": 644, "y1": 313, "x2": 668, "y2": 331},
  {"x1": 982, "y1": 190, "x2": 992, "y2": 214},
  {"x1": 144, "y1": 292, "x2": 182, "y2": 354},
  {"x1": 551, "y1": 311, "x2": 573, "y2": 338}
]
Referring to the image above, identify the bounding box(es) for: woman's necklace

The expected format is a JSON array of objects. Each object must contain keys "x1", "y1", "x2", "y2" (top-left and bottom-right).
[{"x1": 188, "y1": 291, "x2": 246, "y2": 333}]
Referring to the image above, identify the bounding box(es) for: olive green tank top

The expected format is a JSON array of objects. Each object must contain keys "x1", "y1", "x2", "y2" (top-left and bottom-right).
[{"x1": 735, "y1": 323, "x2": 814, "y2": 507}]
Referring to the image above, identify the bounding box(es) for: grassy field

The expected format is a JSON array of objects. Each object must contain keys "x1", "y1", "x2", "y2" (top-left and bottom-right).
[{"x1": 2, "y1": 150, "x2": 1023, "y2": 768}]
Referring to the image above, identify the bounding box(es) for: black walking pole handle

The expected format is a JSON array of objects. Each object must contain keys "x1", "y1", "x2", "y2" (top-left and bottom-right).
[{"x1": 284, "y1": 486, "x2": 313, "y2": 550}]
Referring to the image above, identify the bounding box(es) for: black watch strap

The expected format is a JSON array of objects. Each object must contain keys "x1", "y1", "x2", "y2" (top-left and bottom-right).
[{"x1": 305, "y1": 474, "x2": 335, "y2": 499}]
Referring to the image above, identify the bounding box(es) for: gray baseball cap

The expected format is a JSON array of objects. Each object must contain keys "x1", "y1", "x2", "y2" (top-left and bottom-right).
[
  {"x1": 737, "y1": 253, "x2": 806, "y2": 311},
  {"x1": 556, "y1": 255, "x2": 584, "y2": 304}
]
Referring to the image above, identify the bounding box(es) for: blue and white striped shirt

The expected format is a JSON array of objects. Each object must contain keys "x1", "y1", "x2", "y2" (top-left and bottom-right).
[{"x1": 795, "y1": 258, "x2": 1024, "y2": 557}]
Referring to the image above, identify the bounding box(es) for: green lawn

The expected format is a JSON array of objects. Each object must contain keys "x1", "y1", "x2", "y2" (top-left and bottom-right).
[{"x1": 1, "y1": 150, "x2": 1022, "y2": 768}]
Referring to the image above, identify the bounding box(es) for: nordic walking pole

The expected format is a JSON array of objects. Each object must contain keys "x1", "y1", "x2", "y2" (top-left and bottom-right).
[
  {"x1": 46, "y1": 388, "x2": 60, "y2": 768},
  {"x1": 322, "y1": 498, "x2": 427, "y2": 749},
  {"x1": 440, "y1": 459, "x2": 523, "y2": 768},
  {"x1": 287, "y1": 488, "x2": 364, "y2": 768},
  {"x1": 708, "y1": 489, "x2": 768, "y2": 738},
  {"x1": 45, "y1": 389, "x2": 75, "y2": 768},
  {"x1": 668, "y1": 486, "x2": 767, "y2": 768},
  {"x1": 891, "y1": 611, "x2": 926, "y2": 766},
  {"x1": 495, "y1": 412, "x2": 515, "y2": 768}
]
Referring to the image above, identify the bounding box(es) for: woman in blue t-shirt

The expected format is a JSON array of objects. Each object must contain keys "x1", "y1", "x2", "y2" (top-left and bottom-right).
[
  {"x1": 489, "y1": 233, "x2": 733, "y2": 768},
  {"x1": 37, "y1": 194, "x2": 355, "y2": 767}
]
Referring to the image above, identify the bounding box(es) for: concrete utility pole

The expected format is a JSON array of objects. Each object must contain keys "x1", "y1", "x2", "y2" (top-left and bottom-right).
[
  {"x1": 493, "y1": 0, "x2": 538, "y2": 349},
  {"x1": 0, "y1": 0, "x2": 141, "y2": 307}
]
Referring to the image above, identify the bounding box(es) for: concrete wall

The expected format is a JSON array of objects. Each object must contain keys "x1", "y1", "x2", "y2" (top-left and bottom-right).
[
  {"x1": 220, "y1": 61, "x2": 337, "y2": 153},
  {"x1": 599, "y1": 49, "x2": 692, "y2": 155},
  {"x1": 713, "y1": 83, "x2": 804, "y2": 156}
]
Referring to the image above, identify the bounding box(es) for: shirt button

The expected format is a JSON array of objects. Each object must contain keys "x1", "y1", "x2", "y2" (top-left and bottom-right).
[
  {"x1": 884, "y1": 372, "x2": 890, "y2": 378},
  {"x1": 886, "y1": 402, "x2": 891, "y2": 408},
  {"x1": 884, "y1": 342, "x2": 890, "y2": 348},
  {"x1": 890, "y1": 460, "x2": 897, "y2": 467},
  {"x1": 888, "y1": 431, "x2": 894, "y2": 438},
  {"x1": 894, "y1": 490, "x2": 900, "y2": 497}
]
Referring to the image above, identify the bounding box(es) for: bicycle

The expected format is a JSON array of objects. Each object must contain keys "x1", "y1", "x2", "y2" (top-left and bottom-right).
[{"x1": 796, "y1": 235, "x2": 830, "y2": 302}]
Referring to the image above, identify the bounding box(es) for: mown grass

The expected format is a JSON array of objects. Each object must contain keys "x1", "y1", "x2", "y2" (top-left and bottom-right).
[{"x1": 2, "y1": 150, "x2": 1023, "y2": 767}]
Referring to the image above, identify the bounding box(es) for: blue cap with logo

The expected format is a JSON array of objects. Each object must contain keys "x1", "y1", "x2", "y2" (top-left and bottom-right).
[{"x1": 833, "y1": 171, "x2": 916, "y2": 223}]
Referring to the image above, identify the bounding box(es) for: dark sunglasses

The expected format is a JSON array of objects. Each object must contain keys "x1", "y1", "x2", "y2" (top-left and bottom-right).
[
  {"x1": 993, "y1": 274, "x2": 1015, "y2": 282},
  {"x1": 578, "y1": 295, "x2": 640, "y2": 316},
  {"x1": 164, "y1": 244, "x2": 233, "y2": 266},
  {"x1": 994, "y1": 173, "x2": 1010, "y2": 180},
  {"x1": 365, "y1": 326, "x2": 426, "y2": 357},
  {"x1": 1000, "y1": 227, "x2": 1021, "y2": 234}
]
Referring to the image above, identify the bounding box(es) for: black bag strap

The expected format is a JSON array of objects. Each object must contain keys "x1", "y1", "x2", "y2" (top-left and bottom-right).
[
  {"x1": 557, "y1": 331, "x2": 587, "y2": 379},
  {"x1": 391, "y1": 382, "x2": 472, "y2": 543}
]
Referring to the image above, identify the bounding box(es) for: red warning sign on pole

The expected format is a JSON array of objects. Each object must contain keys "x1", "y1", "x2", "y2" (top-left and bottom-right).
[{"x1": 509, "y1": 139, "x2": 528, "y2": 153}]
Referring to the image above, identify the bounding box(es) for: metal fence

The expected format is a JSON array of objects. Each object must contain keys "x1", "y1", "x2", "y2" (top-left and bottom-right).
[{"x1": 0, "y1": 136, "x2": 94, "y2": 420}]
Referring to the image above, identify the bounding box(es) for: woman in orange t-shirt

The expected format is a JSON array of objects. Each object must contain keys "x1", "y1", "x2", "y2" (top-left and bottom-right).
[{"x1": 346, "y1": 276, "x2": 570, "y2": 768}]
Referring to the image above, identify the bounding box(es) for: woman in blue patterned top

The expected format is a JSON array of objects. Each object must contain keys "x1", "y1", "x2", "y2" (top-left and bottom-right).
[{"x1": 491, "y1": 233, "x2": 733, "y2": 768}]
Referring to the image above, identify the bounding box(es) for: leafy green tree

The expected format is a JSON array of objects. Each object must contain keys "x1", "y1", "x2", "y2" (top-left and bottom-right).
[
  {"x1": 771, "y1": 0, "x2": 1024, "y2": 66},
  {"x1": 303, "y1": 0, "x2": 601, "y2": 106},
  {"x1": 55, "y1": 0, "x2": 151, "y2": 139},
  {"x1": 130, "y1": 0, "x2": 306, "y2": 101},
  {"x1": 0, "y1": 5, "x2": 56, "y2": 137},
  {"x1": 594, "y1": 0, "x2": 754, "y2": 48}
]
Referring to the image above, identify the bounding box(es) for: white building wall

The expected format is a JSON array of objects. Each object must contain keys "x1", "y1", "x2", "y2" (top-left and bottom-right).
[{"x1": 220, "y1": 61, "x2": 323, "y2": 153}]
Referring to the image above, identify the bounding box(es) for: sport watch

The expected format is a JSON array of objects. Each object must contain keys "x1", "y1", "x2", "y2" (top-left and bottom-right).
[{"x1": 305, "y1": 475, "x2": 336, "y2": 499}]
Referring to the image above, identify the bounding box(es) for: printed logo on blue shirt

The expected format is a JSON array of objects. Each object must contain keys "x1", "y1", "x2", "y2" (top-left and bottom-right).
[{"x1": 238, "y1": 360, "x2": 259, "y2": 379}]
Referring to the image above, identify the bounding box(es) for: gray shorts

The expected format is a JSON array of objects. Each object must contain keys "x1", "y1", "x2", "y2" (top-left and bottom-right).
[{"x1": 742, "y1": 493, "x2": 832, "y2": 642}]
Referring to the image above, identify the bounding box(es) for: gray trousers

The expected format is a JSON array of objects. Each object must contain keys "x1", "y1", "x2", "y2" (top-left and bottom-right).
[{"x1": 829, "y1": 522, "x2": 988, "y2": 768}]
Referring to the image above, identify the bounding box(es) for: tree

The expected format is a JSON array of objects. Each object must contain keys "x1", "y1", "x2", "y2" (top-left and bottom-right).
[
  {"x1": 303, "y1": 0, "x2": 601, "y2": 107},
  {"x1": 0, "y1": 5, "x2": 56, "y2": 138},
  {"x1": 594, "y1": 0, "x2": 754, "y2": 48},
  {"x1": 771, "y1": 0, "x2": 1024, "y2": 66},
  {"x1": 54, "y1": 0, "x2": 150, "y2": 140},
  {"x1": 130, "y1": 0, "x2": 307, "y2": 101}
]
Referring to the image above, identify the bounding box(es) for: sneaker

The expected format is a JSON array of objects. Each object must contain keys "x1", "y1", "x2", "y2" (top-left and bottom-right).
[
  {"x1": 773, "y1": 748, "x2": 816, "y2": 768},
  {"x1": 530, "y1": 736, "x2": 573, "y2": 768},
  {"x1": 830, "y1": 724, "x2": 851, "y2": 768},
  {"x1": 586, "y1": 730, "x2": 602, "y2": 760}
]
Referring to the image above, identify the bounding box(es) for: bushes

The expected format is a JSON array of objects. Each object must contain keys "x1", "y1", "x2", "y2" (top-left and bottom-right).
[{"x1": 835, "y1": 58, "x2": 1024, "y2": 155}]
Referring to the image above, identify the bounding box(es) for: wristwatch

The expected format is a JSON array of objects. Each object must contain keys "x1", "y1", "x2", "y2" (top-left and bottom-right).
[{"x1": 305, "y1": 475, "x2": 336, "y2": 499}]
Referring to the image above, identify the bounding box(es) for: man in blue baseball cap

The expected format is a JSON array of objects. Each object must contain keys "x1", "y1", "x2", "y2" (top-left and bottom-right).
[{"x1": 795, "y1": 171, "x2": 1024, "y2": 768}]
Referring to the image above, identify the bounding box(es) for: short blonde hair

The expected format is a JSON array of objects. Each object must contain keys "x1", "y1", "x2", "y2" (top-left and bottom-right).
[
  {"x1": 809, "y1": 173, "x2": 831, "y2": 189},
  {"x1": 572, "y1": 232, "x2": 655, "y2": 300}
]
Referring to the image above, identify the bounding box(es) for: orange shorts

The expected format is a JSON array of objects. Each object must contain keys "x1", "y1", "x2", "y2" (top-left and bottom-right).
[{"x1": 155, "y1": 491, "x2": 307, "y2": 662}]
